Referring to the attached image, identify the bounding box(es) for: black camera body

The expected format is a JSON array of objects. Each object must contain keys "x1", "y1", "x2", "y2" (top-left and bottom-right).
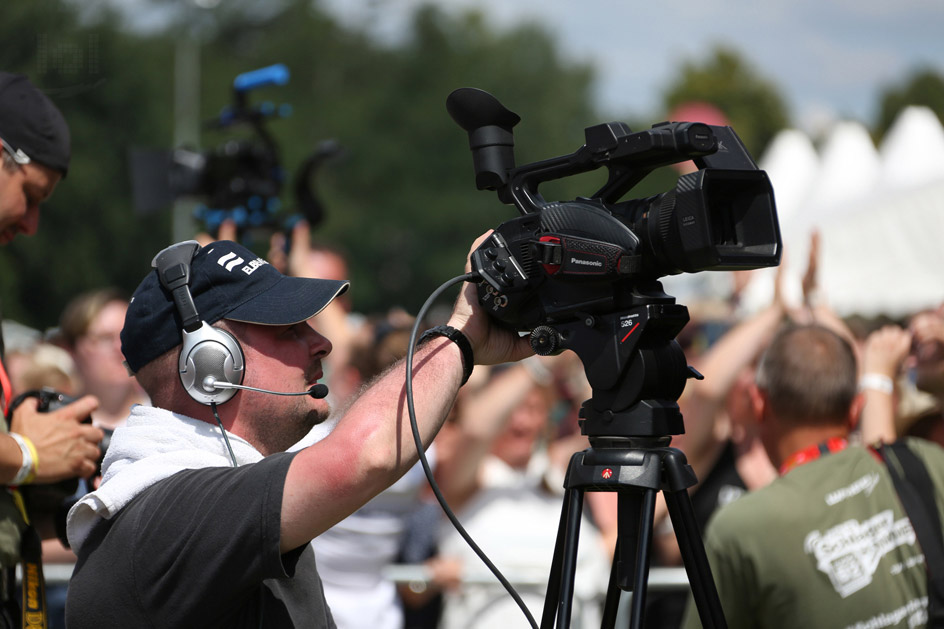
[
  {"x1": 448, "y1": 88, "x2": 782, "y2": 438},
  {"x1": 34, "y1": 389, "x2": 112, "y2": 476},
  {"x1": 34, "y1": 387, "x2": 77, "y2": 414},
  {"x1": 6, "y1": 387, "x2": 110, "y2": 547}
]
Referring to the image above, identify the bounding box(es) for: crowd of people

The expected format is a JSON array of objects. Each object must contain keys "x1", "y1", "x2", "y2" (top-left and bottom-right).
[{"x1": 3, "y1": 69, "x2": 944, "y2": 629}]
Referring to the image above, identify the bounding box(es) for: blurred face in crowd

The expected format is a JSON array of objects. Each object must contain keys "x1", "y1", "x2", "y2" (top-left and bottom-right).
[
  {"x1": 0, "y1": 157, "x2": 60, "y2": 244},
  {"x1": 491, "y1": 385, "x2": 552, "y2": 470},
  {"x1": 911, "y1": 310, "x2": 944, "y2": 396},
  {"x1": 72, "y1": 300, "x2": 131, "y2": 389}
]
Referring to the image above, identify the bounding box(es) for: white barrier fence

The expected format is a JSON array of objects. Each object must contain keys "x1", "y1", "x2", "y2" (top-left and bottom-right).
[{"x1": 34, "y1": 562, "x2": 691, "y2": 591}]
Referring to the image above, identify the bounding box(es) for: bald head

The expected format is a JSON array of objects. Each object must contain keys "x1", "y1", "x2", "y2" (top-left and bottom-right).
[{"x1": 755, "y1": 325, "x2": 858, "y2": 427}]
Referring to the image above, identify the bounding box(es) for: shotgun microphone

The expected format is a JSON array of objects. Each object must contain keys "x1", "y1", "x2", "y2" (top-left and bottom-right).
[{"x1": 203, "y1": 377, "x2": 329, "y2": 399}]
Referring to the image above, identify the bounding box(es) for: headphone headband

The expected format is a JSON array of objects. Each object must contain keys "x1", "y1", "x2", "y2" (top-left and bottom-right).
[{"x1": 151, "y1": 241, "x2": 245, "y2": 405}]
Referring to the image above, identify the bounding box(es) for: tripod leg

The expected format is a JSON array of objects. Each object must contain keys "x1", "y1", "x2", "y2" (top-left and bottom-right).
[
  {"x1": 662, "y1": 452, "x2": 727, "y2": 628},
  {"x1": 540, "y1": 486, "x2": 583, "y2": 629},
  {"x1": 540, "y1": 491, "x2": 567, "y2": 629},
  {"x1": 627, "y1": 488, "x2": 656, "y2": 629},
  {"x1": 556, "y1": 486, "x2": 583, "y2": 629},
  {"x1": 616, "y1": 491, "x2": 641, "y2": 592},
  {"x1": 600, "y1": 542, "x2": 621, "y2": 629}
]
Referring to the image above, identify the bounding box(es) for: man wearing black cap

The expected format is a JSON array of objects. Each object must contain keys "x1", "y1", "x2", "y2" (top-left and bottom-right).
[
  {"x1": 65, "y1": 237, "x2": 532, "y2": 627},
  {"x1": 0, "y1": 71, "x2": 103, "y2": 625},
  {"x1": 0, "y1": 72, "x2": 72, "y2": 243}
]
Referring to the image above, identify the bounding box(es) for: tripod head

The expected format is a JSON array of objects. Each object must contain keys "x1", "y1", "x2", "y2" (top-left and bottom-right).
[{"x1": 546, "y1": 294, "x2": 701, "y2": 441}]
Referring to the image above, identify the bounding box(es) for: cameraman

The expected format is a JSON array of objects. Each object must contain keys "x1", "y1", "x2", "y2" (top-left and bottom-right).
[
  {"x1": 65, "y1": 235, "x2": 532, "y2": 627},
  {"x1": 0, "y1": 72, "x2": 104, "y2": 624}
]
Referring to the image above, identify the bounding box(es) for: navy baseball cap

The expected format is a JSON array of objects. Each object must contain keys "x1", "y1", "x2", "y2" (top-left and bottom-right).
[
  {"x1": 121, "y1": 240, "x2": 349, "y2": 373},
  {"x1": 0, "y1": 73, "x2": 71, "y2": 177}
]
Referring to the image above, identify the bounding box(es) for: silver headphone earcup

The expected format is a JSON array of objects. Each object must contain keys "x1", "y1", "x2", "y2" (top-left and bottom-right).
[{"x1": 179, "y1": 322, "x2": 245, "y2": 405}]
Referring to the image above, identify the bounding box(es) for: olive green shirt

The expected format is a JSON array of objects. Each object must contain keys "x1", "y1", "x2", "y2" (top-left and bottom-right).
[{"x1": 682, "y1": 439, "x2": 944, "y2": 629}]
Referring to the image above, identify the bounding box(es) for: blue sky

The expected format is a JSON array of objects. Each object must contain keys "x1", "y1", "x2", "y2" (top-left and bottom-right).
[{"x1": 319, "y1": 0, "x2": 944, "y2": 135}]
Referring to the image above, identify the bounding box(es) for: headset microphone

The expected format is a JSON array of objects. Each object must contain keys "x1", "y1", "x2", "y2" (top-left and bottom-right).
[{"x1": 203, "y1": 377, "x2": 329, "y2": 399}]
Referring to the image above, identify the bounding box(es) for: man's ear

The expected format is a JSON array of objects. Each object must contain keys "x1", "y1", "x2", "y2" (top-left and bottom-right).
[{"x1": 848, "y1": 392, "x2": 865, "y2": 432}]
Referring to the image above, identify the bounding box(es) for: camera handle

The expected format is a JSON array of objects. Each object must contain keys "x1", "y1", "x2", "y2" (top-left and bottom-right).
[{"x1": 540, "y1": 440, "x2": 726, "y2": 628}]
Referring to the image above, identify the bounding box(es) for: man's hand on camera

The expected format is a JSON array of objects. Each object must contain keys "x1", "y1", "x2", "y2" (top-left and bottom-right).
[
  {"x1": 447, "y1": 231, "x2": 534, "y2": 367},
  {"x1": 10, "y1": 395, "x2": 104, "y2": 483}
]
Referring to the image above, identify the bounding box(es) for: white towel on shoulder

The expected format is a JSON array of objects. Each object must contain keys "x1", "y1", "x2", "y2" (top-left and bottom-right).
[{"x1": 66, "y1": 404, "x2": 263, "y2": 552}]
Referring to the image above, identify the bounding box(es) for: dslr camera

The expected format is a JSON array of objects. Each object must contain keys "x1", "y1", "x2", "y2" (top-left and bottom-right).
[
  {"x1": 448, "y1": 88, "x2": 781, "y2": 439},
  {"x1": 6, "y1": 387, "x2": 110, "y2": 546}
]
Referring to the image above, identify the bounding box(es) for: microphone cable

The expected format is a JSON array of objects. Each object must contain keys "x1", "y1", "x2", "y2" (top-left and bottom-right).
[
  {"x1": 211, "y1": 401, "x2": 239, "y2": 467},
  {"x1": 405, "y1": 271, "x2": 539, "y2": 629}
]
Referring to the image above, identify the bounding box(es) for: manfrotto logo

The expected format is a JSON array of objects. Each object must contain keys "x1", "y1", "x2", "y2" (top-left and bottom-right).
[{"x1": 571, "y1": 258, "x2": 603, "y2": 267}]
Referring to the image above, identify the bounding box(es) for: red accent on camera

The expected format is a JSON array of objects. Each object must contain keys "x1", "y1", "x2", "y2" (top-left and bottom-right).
[{"x1": 540, "y1": 235, "x2": 561, "y2": 275}]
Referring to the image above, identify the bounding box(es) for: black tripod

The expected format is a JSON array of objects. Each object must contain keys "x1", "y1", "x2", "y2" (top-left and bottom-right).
[
  {"x1": 530, "y1": 300, "x2": 728, "y2": 629},
  {"x1": 538, "y1": 437, "x2": 725, "y2": 629}
]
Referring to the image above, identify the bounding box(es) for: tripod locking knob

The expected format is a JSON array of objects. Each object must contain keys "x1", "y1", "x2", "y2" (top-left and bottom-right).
[{"x1": 530, "y1": 325, "x2": 562, "y2": 355}]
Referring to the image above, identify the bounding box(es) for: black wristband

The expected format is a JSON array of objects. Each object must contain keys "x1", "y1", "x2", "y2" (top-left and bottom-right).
[{"x1": 418, "y1": 325, "x2": 474, "y2": 385}]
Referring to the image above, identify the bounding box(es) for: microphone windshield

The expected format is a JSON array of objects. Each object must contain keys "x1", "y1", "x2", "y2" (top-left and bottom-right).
[{"x1": 308, "y1": 384, "x2": 329, "y2": 399}]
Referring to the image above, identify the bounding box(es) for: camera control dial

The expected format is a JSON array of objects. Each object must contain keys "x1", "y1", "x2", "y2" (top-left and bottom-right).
[{"x1": 530, "y1": 325, "x2": 563, "y2": 356}]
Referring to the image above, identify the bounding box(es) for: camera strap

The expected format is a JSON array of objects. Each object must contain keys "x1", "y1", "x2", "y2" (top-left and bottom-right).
[
  {"x1": 17, "y1": 524, "x2": 45, "y2": 629},
  {"x1": 875, "y1": 441, "x2": 944, "y2": 625},
  {"x1": 0, "y1": 491, "x2": 48, "y2": 629},
  {"x1": 0, "y1": 394, "x2": 49, "y2": 628}
]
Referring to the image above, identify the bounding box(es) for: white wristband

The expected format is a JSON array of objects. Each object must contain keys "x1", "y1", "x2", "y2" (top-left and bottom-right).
[
  {"x1": 858, "y1": 373, "x2": 894, "y2": 394},
  {"x1": 9, "y1": 433, "x2": 33, "y2": 486}
]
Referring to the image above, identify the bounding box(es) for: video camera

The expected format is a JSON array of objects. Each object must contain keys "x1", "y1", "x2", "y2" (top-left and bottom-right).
[
  {"x1": 448, "y1": 87, "x2": 782, "y2": 439},
  {"x1": 130, "y1": 64, "x2": 340, "y2": 240}
]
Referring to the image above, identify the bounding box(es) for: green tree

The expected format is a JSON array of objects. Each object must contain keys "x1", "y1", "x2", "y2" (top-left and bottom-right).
[
  {"x1": 874, "y1": 68, "x2": 944, "y2": 142},
  {"x1": 193, "y1": 2, "x2": 599, "y2": 314},
  {"x1": 0, "y1": 1, "x2": 175, "y2": 329},
  {"x1": 0, "y1": 0, "x2": 601, "y2": 327},
  {"x1": 661, "y1": 46, "x2": 789, "y2": 158}
]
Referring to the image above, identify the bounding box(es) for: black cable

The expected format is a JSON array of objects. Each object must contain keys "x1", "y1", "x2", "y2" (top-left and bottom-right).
[
  {"x1": 211, "y1": 402, "x2": 264, "y2": 628},
  {"x1": 211, "y1": 402, "x2": 239, "y2": 468},
  {"x1": 406, "y1": 271, "x2": 539, "y2": 629}
]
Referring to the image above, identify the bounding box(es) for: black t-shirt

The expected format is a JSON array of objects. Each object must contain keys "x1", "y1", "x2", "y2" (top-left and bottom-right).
[
  {"x1": 690, "y1": 439, "x2": 747, "y2": 533},
  {"x1": 66, "y1": 451, "x2": 335, "y2": 628}
]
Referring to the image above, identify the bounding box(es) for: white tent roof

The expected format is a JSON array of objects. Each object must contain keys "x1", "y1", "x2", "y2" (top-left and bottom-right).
[
  {"x1": 801, "y1": 120, "x2": 882, "y2": 222},
  {"x1": 734, "y1": 108, "x2": 944, "y2": 319},
  {"x1": 758, "y1": 128, "x2": 820, "y2": 228},
  {"x1": 878, "y1": 106, "x2": 944, "y2": 191}
]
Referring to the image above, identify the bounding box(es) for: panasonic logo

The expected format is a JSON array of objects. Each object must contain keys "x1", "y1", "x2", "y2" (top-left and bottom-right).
[{"x1": 571, "y1": 258, "x2": 603, "y2": 267}]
